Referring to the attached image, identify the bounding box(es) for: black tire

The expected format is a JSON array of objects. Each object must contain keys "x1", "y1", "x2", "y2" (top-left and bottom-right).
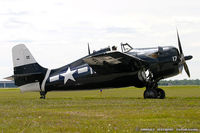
[
  {"x1": 40, "y1": 91, "x2": 46, "y2": 99},
  {"x1": 144, "y1": 89, "x2": 158, "y2": 99},
  {"x1": 40, "y1": 96, "x2": 45, "y2": 99},
  {"x1": 156, "y1": 88, "x2": 165, "y2": 99}
]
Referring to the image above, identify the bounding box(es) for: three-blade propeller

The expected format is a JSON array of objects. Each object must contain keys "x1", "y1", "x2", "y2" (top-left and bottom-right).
[{"x1": 177, "y1": 30, "x2": 193, "y2": 77}]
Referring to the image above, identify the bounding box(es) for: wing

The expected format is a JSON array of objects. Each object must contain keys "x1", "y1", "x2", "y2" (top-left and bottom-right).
[{"x1": 83, "y1": 51, "x2": 146, "y2": 74}]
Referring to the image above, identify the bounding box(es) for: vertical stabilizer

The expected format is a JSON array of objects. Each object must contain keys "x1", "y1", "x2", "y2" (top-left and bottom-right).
[
  {"x1": 12, "y1": 44, "x2": 37, "y2": 67},
  {"x1": 12, "y1": 44, "x2": 48, "y2": 92}
]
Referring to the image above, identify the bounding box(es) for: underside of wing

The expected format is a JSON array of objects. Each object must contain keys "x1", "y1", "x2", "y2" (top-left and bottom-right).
[{"x1": 83, "y1": 51, "x2": 145, "y2": 74}]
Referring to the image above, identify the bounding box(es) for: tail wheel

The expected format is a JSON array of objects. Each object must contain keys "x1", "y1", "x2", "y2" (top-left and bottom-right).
[
  {"x1": 144, "y1": 89, "x2": 158, "y2": 99},
  {"x1": 156, "y1": 88, "x2": 165, "y2": 99},
  {"x1": 40, "y1": 91, "x2": 47, "y2": 99}
]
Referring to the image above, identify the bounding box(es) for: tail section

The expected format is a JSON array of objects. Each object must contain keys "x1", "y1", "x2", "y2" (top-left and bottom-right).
[{"x1": 12, "y1": 44, "x2": 48, "y2": 92}]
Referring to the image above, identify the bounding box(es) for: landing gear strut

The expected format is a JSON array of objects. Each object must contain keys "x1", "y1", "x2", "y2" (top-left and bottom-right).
[
  {"x1": 139, "y1": 69, "x2": 165, "y2": 99},
  {"x1": 144, "y1": 82, "x2": 165, "y2": 99},
  {"x1": 40, "y1": 91, "x2": 47, "y2": 99}
]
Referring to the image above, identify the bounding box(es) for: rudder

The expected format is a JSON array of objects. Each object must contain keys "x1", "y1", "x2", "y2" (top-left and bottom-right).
[{"x1": 12, "y1": 44, "x2": 48, "y2": 92}]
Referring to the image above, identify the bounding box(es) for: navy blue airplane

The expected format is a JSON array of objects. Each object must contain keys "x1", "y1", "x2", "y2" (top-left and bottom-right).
[{"x1": 8, "y1": 31, "x2": 192, "y2": 99}]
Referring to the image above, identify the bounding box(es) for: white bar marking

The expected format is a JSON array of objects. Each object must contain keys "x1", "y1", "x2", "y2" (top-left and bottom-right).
[
  {"x1": 78, "y1": 67, "x2": 88, "y2": 74},
  {"x1": 50, "y1": 75, "x2": 59, "y2": 82}
]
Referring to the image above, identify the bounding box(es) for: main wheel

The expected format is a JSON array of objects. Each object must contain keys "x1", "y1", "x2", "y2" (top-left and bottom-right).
[
  {"x1": 144, "y1": 89, "x2": 158, "y2": 99},
  {"x1": 156, "y1": 88, "x2": 165, "y2": 99}
]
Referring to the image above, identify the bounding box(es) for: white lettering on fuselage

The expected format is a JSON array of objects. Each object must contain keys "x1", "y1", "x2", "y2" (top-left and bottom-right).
[{"x1": 172, "y1": 56, "x2": 177, "y2": 62}]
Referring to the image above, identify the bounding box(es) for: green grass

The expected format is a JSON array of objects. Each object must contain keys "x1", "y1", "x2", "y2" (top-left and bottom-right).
[{"x1": 0, "y1": 86, "x2": 200, "y2": 133}]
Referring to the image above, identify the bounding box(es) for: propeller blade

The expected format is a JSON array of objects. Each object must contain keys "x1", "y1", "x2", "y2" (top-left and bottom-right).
[
  {"x1": 176, "y1": 29, "x2": 191, "y2": 78},
  {"x1": 184, "y1": 55, "x2": 193, "y2": 61},
  {"x1": 184, "y1": 63, "x2": 190, "y2": 77},
  {"x1": 178, "y1": 64, "x2": 184, "y2": 73},
  {"x1": 177, "y1": 30, "x2": 183, "y2": 54}
]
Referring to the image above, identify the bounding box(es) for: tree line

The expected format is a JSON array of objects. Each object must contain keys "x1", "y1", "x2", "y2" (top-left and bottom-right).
[{"x1": 158, "y1": 79, "x2": 200, "y2": 86}]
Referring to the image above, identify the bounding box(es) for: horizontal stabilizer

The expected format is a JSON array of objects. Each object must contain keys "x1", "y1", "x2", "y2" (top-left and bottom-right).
[
  {"x1": 4, "y1": 75, "x2": 14, "y2": 81},
  {"x1": 14, "y1": 72, "x2": 42, "y2": 77}
]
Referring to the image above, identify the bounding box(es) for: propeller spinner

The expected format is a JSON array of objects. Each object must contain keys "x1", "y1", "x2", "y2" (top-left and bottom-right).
[{"x1": 177, "y1": 30, "x2": 193, "y2": 77}]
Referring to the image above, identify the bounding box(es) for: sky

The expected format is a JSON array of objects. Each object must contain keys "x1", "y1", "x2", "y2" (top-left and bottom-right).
[{"x1": 0, "y1": 0, "x2": 200, "y2": 80}]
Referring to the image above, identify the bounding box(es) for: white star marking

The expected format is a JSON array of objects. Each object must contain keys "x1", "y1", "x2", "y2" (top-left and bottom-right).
[{"x1": 60, "y1": 67, "x2": 76, "y2": 84}]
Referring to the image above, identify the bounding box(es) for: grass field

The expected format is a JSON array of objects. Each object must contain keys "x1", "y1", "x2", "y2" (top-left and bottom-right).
[{"x1": 0, "y1": 86, "x2": 200, "y2": 132}]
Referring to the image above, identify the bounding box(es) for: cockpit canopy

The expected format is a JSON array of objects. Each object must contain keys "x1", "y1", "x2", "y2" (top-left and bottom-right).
[
  {"x1": 92, "y1": 47, "x2": 111, "y2": 55},
  {"x1": 133, "y1": 46, "x2": 178, "y2": 58},
  {"x1": 121, "y1": 42, "x2": 178, "y2": 58}
]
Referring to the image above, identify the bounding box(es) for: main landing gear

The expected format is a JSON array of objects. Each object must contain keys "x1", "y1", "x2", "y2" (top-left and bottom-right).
[
  {"x1": 40, "y1": 91, "x2": 47, "y2": 99},
  {"x1": 144, "y1": 83, "x2": 165, "y2": 99},
  {"x1": 139, "y1": 69, "x2": 165, "y2": 99}
]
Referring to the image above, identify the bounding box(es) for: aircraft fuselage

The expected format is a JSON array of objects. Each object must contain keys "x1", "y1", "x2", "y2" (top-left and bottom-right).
[{"x1": 43, "y1": 46, "x2": 180, "y2": 92}]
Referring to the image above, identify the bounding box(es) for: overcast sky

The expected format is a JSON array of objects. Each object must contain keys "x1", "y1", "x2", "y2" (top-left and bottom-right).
[{"x1": 0, "y1": 0, "x2": 200, "y2": 80}]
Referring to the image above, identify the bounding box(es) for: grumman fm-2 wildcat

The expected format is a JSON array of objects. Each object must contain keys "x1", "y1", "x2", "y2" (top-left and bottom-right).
[{"x1": 8, "y1": 31, "x2": 192, "y2": 99}]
